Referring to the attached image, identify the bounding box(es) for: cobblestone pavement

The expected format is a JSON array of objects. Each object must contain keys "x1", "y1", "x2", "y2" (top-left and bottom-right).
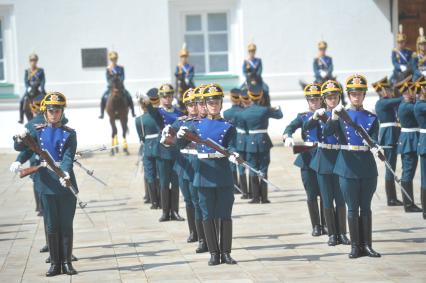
[{"x1": 0, "y1": 146, "x2": 425, "y2": 283}]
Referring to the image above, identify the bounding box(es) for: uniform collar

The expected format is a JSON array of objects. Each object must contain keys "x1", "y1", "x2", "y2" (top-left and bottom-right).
[{"x1": 348, "y1": 104, "x2": 364, "y2": 111}]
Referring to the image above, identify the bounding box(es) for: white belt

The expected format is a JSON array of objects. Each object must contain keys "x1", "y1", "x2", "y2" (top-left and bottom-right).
[
  {"x1": 401, "y1": 128, "x2": 419, "y2": 133},
  {"x1": 380, "y1": 122, "x2": 398, "y2": 128},
  {"x1": 197, "y1": 153, "x2": 225, "y2": 159},
  {"x1": 236, "y1": 128, "x2": 246, "y2": 134},
  {"x1": 145, "y1": 134, "x2": 159, "y2": 139},
  {"x1": 248, "y1": 129, "x2": 268, "y2": 134},
  {"x1": 41, "y1": 161, "x2": 61, "y2": 167},
  {"x1": 180, "y1": 149, "x2": 198, "y2": 155},
  {"x1": 420, "y1": 129, "x2": 426, "y2": 134},
  {"x1": 318, "y1": 143, "x2": 340, "y2": 150},
  {"x1": 340, "y1": 145, "x2": 369, "y2": 151}
]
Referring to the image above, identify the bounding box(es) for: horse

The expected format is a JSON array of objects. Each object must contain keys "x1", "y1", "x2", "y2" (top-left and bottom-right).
[
  {"x1": 22, "y1": 80, "x2": 43, "y2": 122},
  {"x1": 106, "y1": 73, "x2": 129, "y2": 156},
  {"x1": 241, "y1": 73, "x2": 271, "y2": 107}
]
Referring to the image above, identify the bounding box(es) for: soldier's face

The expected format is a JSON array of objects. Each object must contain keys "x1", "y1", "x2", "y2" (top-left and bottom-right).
[
  {"x1": 325, "y1": 94, "x2": 339, "y2": 109},
  {"x1": 110, "y1": 58, "x2": 118, "y2": 65},
  {"x1": 348, "y1": 91, "x2": 365, "y2": 106},
  {"x1": 186, "y1": 102, "x2": 198, "y2": 115},
  {"x1": 241, "y1": 98, "x2": 251, "y2": 107},
  {"x1": 402, "y1": 91, "x2": 415, "y2": 102},
  {"x1": 319, "y1": 48, "x2": 326, "y2": 56},
  {"x1": 420, "y1": 43, "x2": 426, "y2": 52},
  {"x1": 307, "y1": 97, "x2": 321, "y2": 111},
  {"x1": 180, "y1": 56, "x2": 188, "y2": 64},
  {"x1": 206, "y1": 99, "x2": 222, "y2": 115},
  {"x1": 29, "y1": 59, "x2": 37, "y2": 68},
  {"x1": 160, "y1": 95, "x2": 173, "y2": 107},
  {"x1": 248, "y1": 50, "x2": 255, "y2": 58},
  {"x1": 197, "y1": 101, "x2": 207, "y2": 117},
  {"x1": 380, "y1": 88, "x2": 391, "y2": 98},
  {"x1": 46, "y1": 109, "x2": 63, "y2": 124},
  {"x1": 398, "y1": 41, "x2": 406, "y2": 49}
]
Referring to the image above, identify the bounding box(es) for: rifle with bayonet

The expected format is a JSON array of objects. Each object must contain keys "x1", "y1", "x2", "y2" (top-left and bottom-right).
[
  {"x1": 16, "y1": 131, "x2": 95, "y2": 226},
  {"x1": 180, "y1": 129, "x2": 284, "y2": 192},
  {"x1": 335, "y1": 108, "x2": 412, "y2": 202}
]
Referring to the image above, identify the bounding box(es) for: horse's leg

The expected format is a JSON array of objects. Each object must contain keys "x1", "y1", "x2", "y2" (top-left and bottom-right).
[
  {"x1": 110, "y1": 116, "x2": 118, "y2": 156},
  {"x1": 121, "y1": 113, "x2": 129, "y2": 155}
]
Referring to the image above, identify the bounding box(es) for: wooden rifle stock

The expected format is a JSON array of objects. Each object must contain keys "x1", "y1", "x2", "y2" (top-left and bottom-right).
[
  {"x1": 292, "y1": 144, "x2": 318, "y2": 154},
  {"x1": 19, "y1": 165, "x2": 42, "y2": 178}
]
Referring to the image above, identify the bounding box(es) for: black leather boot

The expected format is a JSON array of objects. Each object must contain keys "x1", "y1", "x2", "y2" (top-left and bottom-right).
[
  {"x1": 385, "y1": 180, "x2": 403, "y2": 206},
  {"x1": 307, "y1": 200, "x2": 321, "y2": 236},
  {"x1": 170, "y1": 186, "x2": 184, "y2": 221},
  {"x1": 260, "y1": 177, "x2": 270, "y2": 204},
  {"x1": 33, "y1": 184, "x2": 42, "y2": 214},
  {"x1": 159, "y1": 188, "x2": 170, "y2": 222},
  {"x1": 156, "y1": 179, "x2": 162, "y2": 209},
  {"x1": 143, "y1": 178, "x2": 151, "y2": 204},
  {"x1": 127, "y1": 93, "x2": 136, "y2": 117},
  {"x1": 422, "y1": 189, "x2": 426, "y2": 220},
  {"x1": 46, "y1": 233, "x2": 61, "y2": 276},
  {"x1": 401, "y1": 181, "x2": 422, "y2": 212},
  {"x1": 360, "y1": 215, "x2": 381, "y2": 257},
  {"x1": 248, "y1": 176, "x2": 260, "y2": 204},
  {"x1": 195, "y1": 220, "x2": 208, "y2": 253},
  {"x1": 348, "y1": 216, "x2": 362, "y2": 259},
  {"x1": 62, "y1": 234, "x2": 78, "y2": 275},
  {"x1": 324, "y1": 208, "x2": 337, "y2": 246},
  {"x1": 220, "y1": 219, "x2": 237, "y2": 264},
  {"x1": 99, "y1": 97, "x2": 106, "y2": 119},
  {"x1": 336, "y1": 206, "x2": 350, "y2": 245},
  {"x1": 186, "y1": 205, "x2": 197, "y2": 243},
  {"x1": 148, "y1": 182, "x2": 159, "y2": 209},
  {"x1": 203, "y1": 220, "x2": 220, "y2": 266},
  {"x1": 18, "y1": 97, "x2": 25, "y2": 124},
  {"x1": 239, "y1": 174, "x2": 249, "y2": 199}
]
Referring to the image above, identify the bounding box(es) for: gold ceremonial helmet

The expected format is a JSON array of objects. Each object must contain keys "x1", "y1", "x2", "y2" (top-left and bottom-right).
[
  {"x1": 179, "y1": 43, "x2": 189, "y2": 57},
  {"x1": 108, "y1": 51, "x2": 118, "y2": 60},
  {"x1": 397, "y1": 24, "x2": 407, "y2": 43},
  {"x1": 371, "y1": 77, "x2": 390, "y2": 92},
  {"x1": 320, "y1": 80, "x2": 342, "y2": 97},
  {"x1": 40, "y1": 92, "x2": 67, "y2": 112},
  {"x1": 318, "y1": 41, "x2": 327, "y2": 49}
]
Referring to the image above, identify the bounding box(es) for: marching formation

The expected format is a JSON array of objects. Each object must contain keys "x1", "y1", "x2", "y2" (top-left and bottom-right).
[{"x1": 7, "y1": 25, "x2": 426, "y2": 277}]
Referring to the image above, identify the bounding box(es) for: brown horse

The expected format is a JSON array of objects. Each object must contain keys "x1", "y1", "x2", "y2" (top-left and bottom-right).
[{"x1": 106, "y1": 76, "x2": 129, "y2": 155}]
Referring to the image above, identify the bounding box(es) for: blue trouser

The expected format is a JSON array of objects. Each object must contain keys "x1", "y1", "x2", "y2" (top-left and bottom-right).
[
  {"x1": 192, "y1": 186, "x2": 203, "y2": 220},
  {"x1": 401, "y1": 152, "x2": 418, "y2": 182},
  {"x1": 384, "y1": 147, "x2": 397, "y2": 181},
  {"x1": 237, "y1": 151, "x2": 247, "y2": 175},
  {"x1": 246, "y1": 150, "x2": 270, "y2": 176},
  {"x1": 300, "y1": 168, "x2": 321, "y2": 201},
  {"x1": 317, "y1": 173, "x2": 345, "y2": 209},
  {"x1": 179, "y1": 178, "x2": 194, "y2": 208},
  {"x1": 339, "y1": 176, "x2": 377, "y2": 218},
  {"x1": 420, "y1": 154, "x2": 426, "y2": 188},
  {"x1": 198, "y1": 186, "x2": 234, "y2": 221},
  {"x1": 143, "y1": 155, "x2": 157, "y2": 183},
  {"x1": 41, "y1": 193, "x2": 76, "y2": 235},
  {"x1": 157, "y1": 158, "x2": 179, "y2": 189}
]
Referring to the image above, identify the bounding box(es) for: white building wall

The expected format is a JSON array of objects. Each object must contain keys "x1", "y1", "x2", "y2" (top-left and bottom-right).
[
  {"x1": 11, "y1": 0, "x2": 171, "y2": 99},
  {"x1": 240, "y1": 0, "x2": 394, "y2": 93},
  {"x1": 0, "y1": 0, "x2": 396, "y2": 101}
]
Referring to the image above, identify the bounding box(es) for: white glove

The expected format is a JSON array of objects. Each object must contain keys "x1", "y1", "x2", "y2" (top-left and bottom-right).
[
  {"x1": 370, "y1": 146, "x2": 382, "y2": 157},
  {"x1": 228, "y1": 152, "x2": 240, "y2": 165},
  {"x1": 284, "y1": 137, "x2": 295, "y2": 147},
  {"x1": 177, "y1": 126, "x2": 188, "y2": 139},
  {"x1": 185, "y1": 78, "x2": 190, "y2": 85},
  {"x1": 422, "y1": 70, "x2": 426, "y2": 76},
  {"x1": 313, "y1": 108, "x2": 326, "y2": 120},
  {"x1": 26, "y1": 87, "x2": 31, "y2": 92},
  {"x1": 59, "y1": 172, "x2": 70, "y2": 187},
  {"x1": 331, "y1": 104, "x2": 344, "y2": 120},
  {"x1": 320, "y1": 70, "x2": 327, "y2": 78},
  {"x1": 10, "y1": 161, "x2": 21, "y2": 173},
  {"x1": 400, "y1": 65, "x2": 407, "y2": 72}
]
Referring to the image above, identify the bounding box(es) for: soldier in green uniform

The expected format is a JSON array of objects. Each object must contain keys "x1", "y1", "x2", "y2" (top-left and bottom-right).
[
  {"x1": 135, "y1": 88, "x2": 161, "y2": 209},
  {"x1": 223, "y1": 89, "x2": 243, "y2": 191},
  {"x1": 283, "y1": 84, "x2": 326, "y2": 236},
  {"x1": 396, "y1": 76, "x2": 422, "y2": 212},
  {"x1": 176, "y1": 83, "x2": 237, "y2": 265},
  {"x1": 148, "y1": 84, "x2": 185, "y2": 221},
  {"x1": 412, "y1": 76, "x2": 426, "y2": 219},
  {"x1": 303, "y1": 80, "x2": 350, "y2": 246},
  {"x1": 240, "y1": 84, "x2": 282, "y2": 203},
  {"x1": 373, "y1": 77, "x2": 404, "y2": 206},
  {"x1": 325, "y1": 74, "x2": 381, "y2": 258},
  {"x1": 12, "y1": 92, "x2": 79, "y2": 275}
]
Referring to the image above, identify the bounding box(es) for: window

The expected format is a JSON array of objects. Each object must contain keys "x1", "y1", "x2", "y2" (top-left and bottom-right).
[
  {"x1": 0, "y1": 20, "x2": 4, "y2": 81},
  {"x1": 81, "y1": 48, "x2": 108, "y2": 68},
  {"x1": 184, "y1": 12, "x2": 229, "y2": 73}
]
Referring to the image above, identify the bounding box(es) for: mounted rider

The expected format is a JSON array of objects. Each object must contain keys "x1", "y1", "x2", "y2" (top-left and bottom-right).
[
  {"x1": 412, "y1": 27, "x2": 426, "y2": 81},
  {"x1": 99, "y1": 51, "x2": 136, "y2": 119},
  {"x1": 313, "y1": 41, "x2": 334, "y2": 84},
  {"x1": 18, "y1": 53, "x2": 46, "y2": 124}
]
